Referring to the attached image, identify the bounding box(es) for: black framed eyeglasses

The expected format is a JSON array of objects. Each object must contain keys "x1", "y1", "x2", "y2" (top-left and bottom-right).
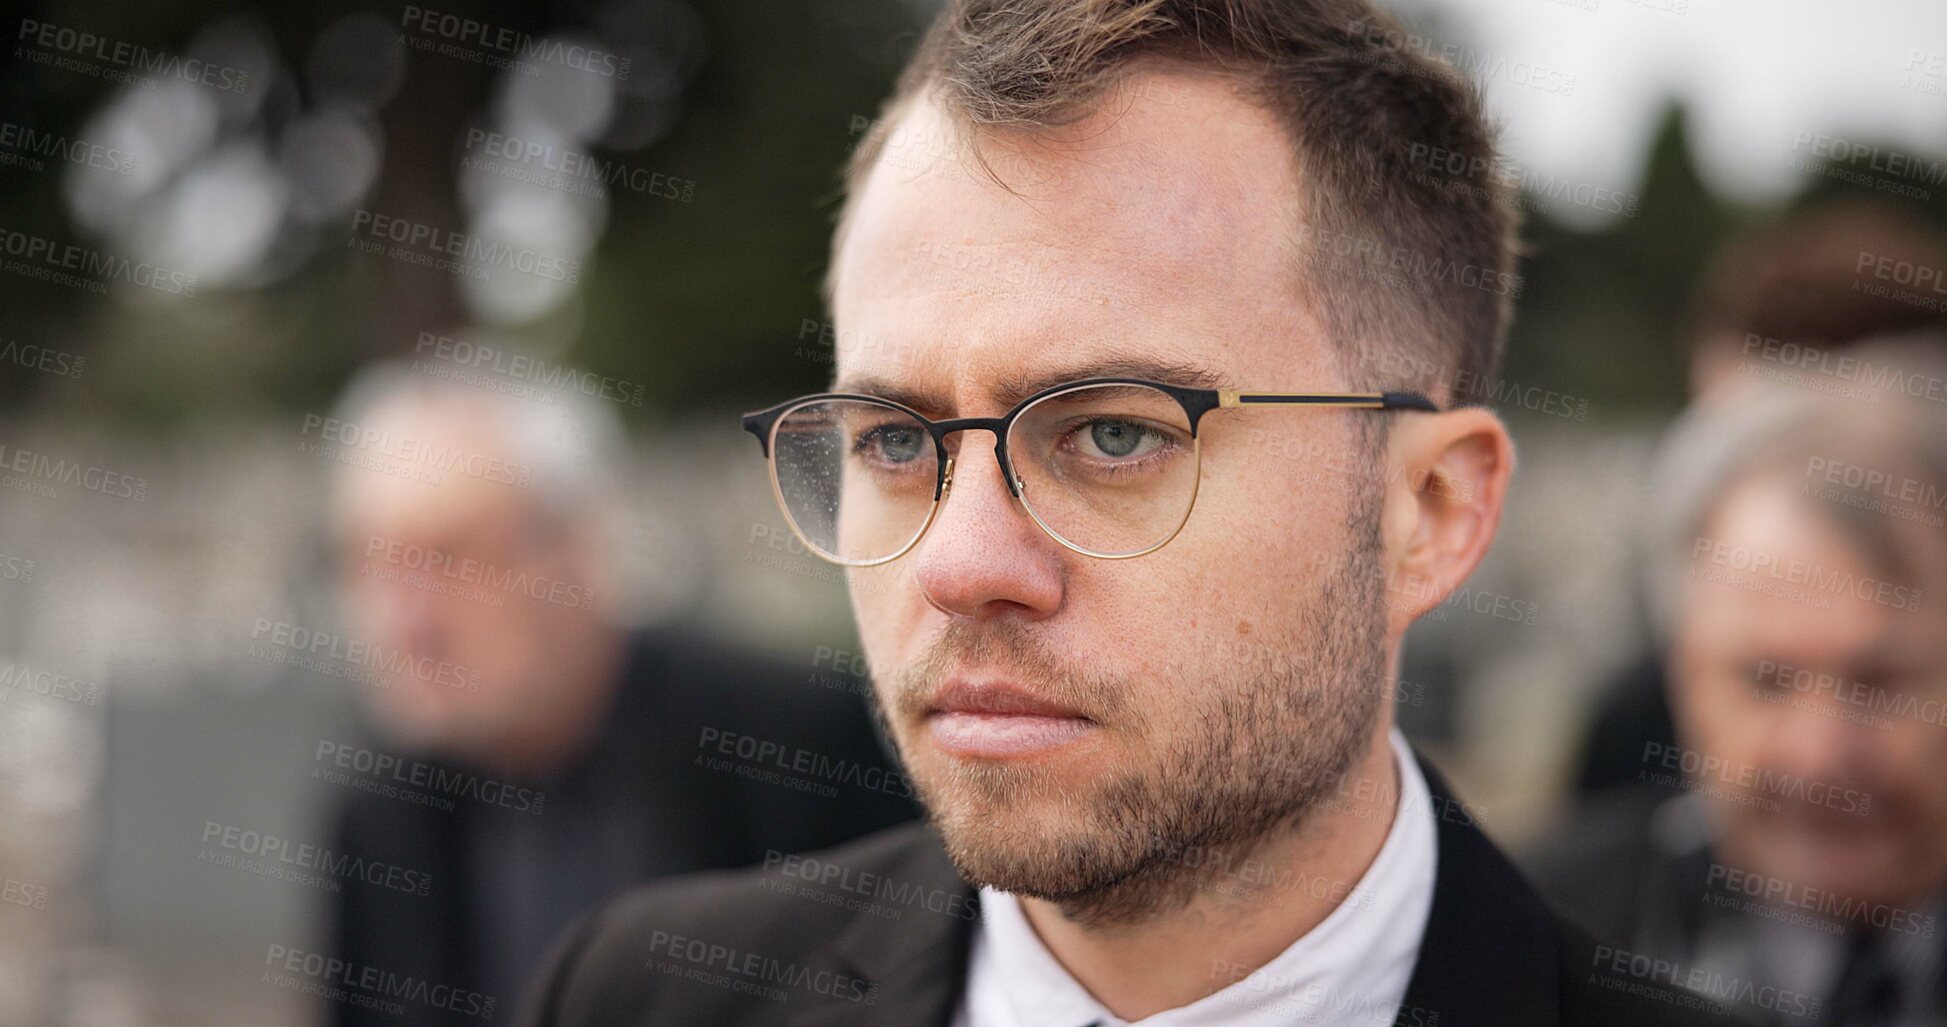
[{"x1": 741, "y1": 377, "x2": 1437, "y2": 566}]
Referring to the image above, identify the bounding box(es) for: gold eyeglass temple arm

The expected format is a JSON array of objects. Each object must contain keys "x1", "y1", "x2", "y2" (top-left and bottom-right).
[{"x1": 1217, "y1": 391, "x2": 1394, "y2": 409}]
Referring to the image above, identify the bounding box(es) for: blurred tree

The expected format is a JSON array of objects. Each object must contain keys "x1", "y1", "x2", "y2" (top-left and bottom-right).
[
  {"x1": 1502, "y1": 105, "x2": 1748, "y2": 415},
  {"x1": 0, "y1": 0, "x2": 921, "y2": 425}
]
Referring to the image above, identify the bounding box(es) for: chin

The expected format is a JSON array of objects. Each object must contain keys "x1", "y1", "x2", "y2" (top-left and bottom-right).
[
  {"x1": 934, "y1": 809, "x2": 1118, "y2": 896},
  {"x1": 923, "y1": 761, "x2": 1079, "y2": 841}
]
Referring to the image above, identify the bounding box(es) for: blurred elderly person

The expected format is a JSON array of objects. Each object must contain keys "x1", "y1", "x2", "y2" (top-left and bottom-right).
[
  {"x1": 321, "y1": 360, "x2": 915, "y2": 1027},
  {"x1": 1566, "y1": 201, "x2": 1947, "y2": 799},
  {"x1": 1529, "y1": 339, "x2": 1947, "y2": 1025}
]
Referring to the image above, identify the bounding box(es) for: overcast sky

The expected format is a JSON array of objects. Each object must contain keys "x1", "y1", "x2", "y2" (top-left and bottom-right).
[{"x1": 1390, "y1": 0, "x2": 1947, "y2": 225}]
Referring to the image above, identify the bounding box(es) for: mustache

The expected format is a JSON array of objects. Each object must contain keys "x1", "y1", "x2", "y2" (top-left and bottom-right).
[{"x1": 887, "y1": 620, "x2": 1136, "y2": 725}]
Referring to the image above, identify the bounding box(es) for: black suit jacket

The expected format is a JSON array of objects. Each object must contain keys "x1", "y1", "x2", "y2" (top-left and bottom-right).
[
  {"x1": 516, "y1": 754, "x2": 1742, "y2": 1026},
  {"x1": 327, "y1": 622, "x2": 918, "y2": 1027},
  {"x1": 1525, "y1": 788, "x2": 1947, "y2": 1024}
]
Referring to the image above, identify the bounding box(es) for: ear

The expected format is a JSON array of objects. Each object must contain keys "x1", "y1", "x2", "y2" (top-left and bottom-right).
[{"x1": 1378, "y1": 407, "x2": 1516, "y2": 637}]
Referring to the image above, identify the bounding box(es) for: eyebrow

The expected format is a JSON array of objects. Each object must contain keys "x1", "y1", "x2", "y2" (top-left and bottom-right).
[{"x1": 831, "y1": 354, "x2": 1236, "y2": 416}]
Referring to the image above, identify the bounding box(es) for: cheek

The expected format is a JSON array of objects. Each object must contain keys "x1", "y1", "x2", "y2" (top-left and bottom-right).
[
  {"x1": 1673, "y1": 668, "x2": 1759, "y2": 759},
  {"x1": 1196, "y1": 442, "x2": 1345, "y2": 545},
  {"x1": 1669, "y1": 632, "x2": 1729, "y2": 727},
  {"x1": 1702, "y1": 697, "x2": 1765, "y2": 759},
  {"x1": 1875, "y1": 724, "x2": 1947, "y2": 806},
  {"x1": 449, "y1": 607, "x2": 541, "y2": 673},
  {"x1": 1171, "y1": 483, "x2": 1335, "y2": 608},
  {"x1": 340, "y1": 571, "x2": 404, "y2": 628},
  {"x1": 1142, "y1": 661, "x2": 1237, "y2": 744},
  {"x1": 1069, "y1": 554, "x2": 1217, "y2": 656}
]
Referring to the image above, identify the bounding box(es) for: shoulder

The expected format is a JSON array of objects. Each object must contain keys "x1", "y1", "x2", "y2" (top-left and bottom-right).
[
  {"x1": 1522, "y1": 786, "x2": 1666, "y2": 883},
  {"x1": 1523, "y1": 786, "x2": 1713, "y2": 958},
  {"x1": 519, "y1": 820, "x2": 962, "y2": 1026},
  {"x1": 1555, "y1": 922, "x2": 1749, "y2": 1027},
  {"x1": 1405, "y1": 753, "x2": 1741, "y2": 1026}
]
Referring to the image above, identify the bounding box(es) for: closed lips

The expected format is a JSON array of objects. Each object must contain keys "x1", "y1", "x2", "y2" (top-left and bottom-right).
[
  {"x1": 925, "y1": 680, "x2": 1099, "y2": 758},
  {"x1": 928, "y1": 681, "x2": 1090, "y2": 719}
]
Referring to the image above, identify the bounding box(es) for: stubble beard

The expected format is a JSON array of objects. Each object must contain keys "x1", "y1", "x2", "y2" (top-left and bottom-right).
[{"x1": 874, "y1": 499, "x2": 1389, "y2": 930}]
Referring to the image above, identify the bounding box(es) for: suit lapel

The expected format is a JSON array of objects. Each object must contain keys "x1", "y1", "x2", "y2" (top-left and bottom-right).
[
  {"x1": 1398, "y1": 753, "x2": 1562, "y2": 1026},
  {"x1": 789, "y1": 823, "x2": 978, "y2": 1027}
]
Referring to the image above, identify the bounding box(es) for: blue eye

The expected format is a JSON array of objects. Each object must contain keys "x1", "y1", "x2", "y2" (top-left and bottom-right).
[
  {"x1": 856, "y1": 424, "x2": 926, "y2": 465},
  {"x1": 1092, "y1": 420, "x2": 1143, "y2": 457},
  {"x1": 1081, "y1": 419, "x2": 1164, "y2": 460}
]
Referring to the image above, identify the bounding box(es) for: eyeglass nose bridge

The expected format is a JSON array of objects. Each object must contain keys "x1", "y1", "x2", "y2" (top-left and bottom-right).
[{"x1": 928, "y1": 417, "x2": 1026, "y2": 500}]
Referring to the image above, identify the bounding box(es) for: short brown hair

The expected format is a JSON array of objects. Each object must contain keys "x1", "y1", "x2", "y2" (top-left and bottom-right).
[{"x1": 832, "y1": 0, "x2": 1520, "y2": 404}]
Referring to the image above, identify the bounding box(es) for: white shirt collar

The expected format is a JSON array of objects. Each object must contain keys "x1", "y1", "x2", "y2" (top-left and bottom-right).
[{"x1": 953, "y1": 728, "x2": 1438, "y2": 1027}]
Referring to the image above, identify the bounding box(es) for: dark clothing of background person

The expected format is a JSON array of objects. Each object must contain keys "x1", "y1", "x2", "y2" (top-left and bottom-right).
[
  {"x1": 516, "y1": 755, "x2": 1743, "y2": 1027},
  {"x1": 1567, "y1": 652, "x2": 1680, "y2": 799},
  {"x1": 1525, "y1": 789, "x2": 1947, "y2": 1025},
  {"x1": 324, "y1": 621, "x2": 919, "y2": 1027}
]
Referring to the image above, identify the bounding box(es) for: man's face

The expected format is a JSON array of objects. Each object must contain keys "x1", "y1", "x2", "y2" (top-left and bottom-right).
[
  {"x1": 333, "y1": 401, "x2": 603, "y2": 758},
  {"x1": 1672, "y1": 474, "x2": 1947, "y2": 908},
  {"x1": 830, "y1": 71, "x2": 1397, "y2": 915}
]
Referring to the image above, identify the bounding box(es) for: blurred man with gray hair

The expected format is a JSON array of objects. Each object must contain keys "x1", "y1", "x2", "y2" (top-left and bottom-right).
[
  {"x1": 1532, "y1": 338, "x2": 1947, "y2": 1025},
  {"x1": 321, "y1": 358, "x2": 915, "y2": 1027}
]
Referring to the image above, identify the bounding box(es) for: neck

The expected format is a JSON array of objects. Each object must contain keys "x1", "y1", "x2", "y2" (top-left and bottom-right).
[{"x1": 1018, "y1": 722, "x2": 1402, "y2": 1021}]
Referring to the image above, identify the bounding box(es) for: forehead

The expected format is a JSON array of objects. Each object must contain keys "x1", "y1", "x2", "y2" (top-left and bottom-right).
[
  {"x1": 332, "y1": 397, "x2": 530, "y2": 541},
  {"x1": 1684, "y1": 478, "x2": 1927, "y2": 665},
  {"x1": 830, "y1": 68, "x2": 1334, "y2": 414}
]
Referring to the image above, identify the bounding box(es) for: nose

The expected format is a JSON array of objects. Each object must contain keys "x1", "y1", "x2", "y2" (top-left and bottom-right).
[{"x1": 911, "y1": 430, "x2": 1065, "y2": 621}]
